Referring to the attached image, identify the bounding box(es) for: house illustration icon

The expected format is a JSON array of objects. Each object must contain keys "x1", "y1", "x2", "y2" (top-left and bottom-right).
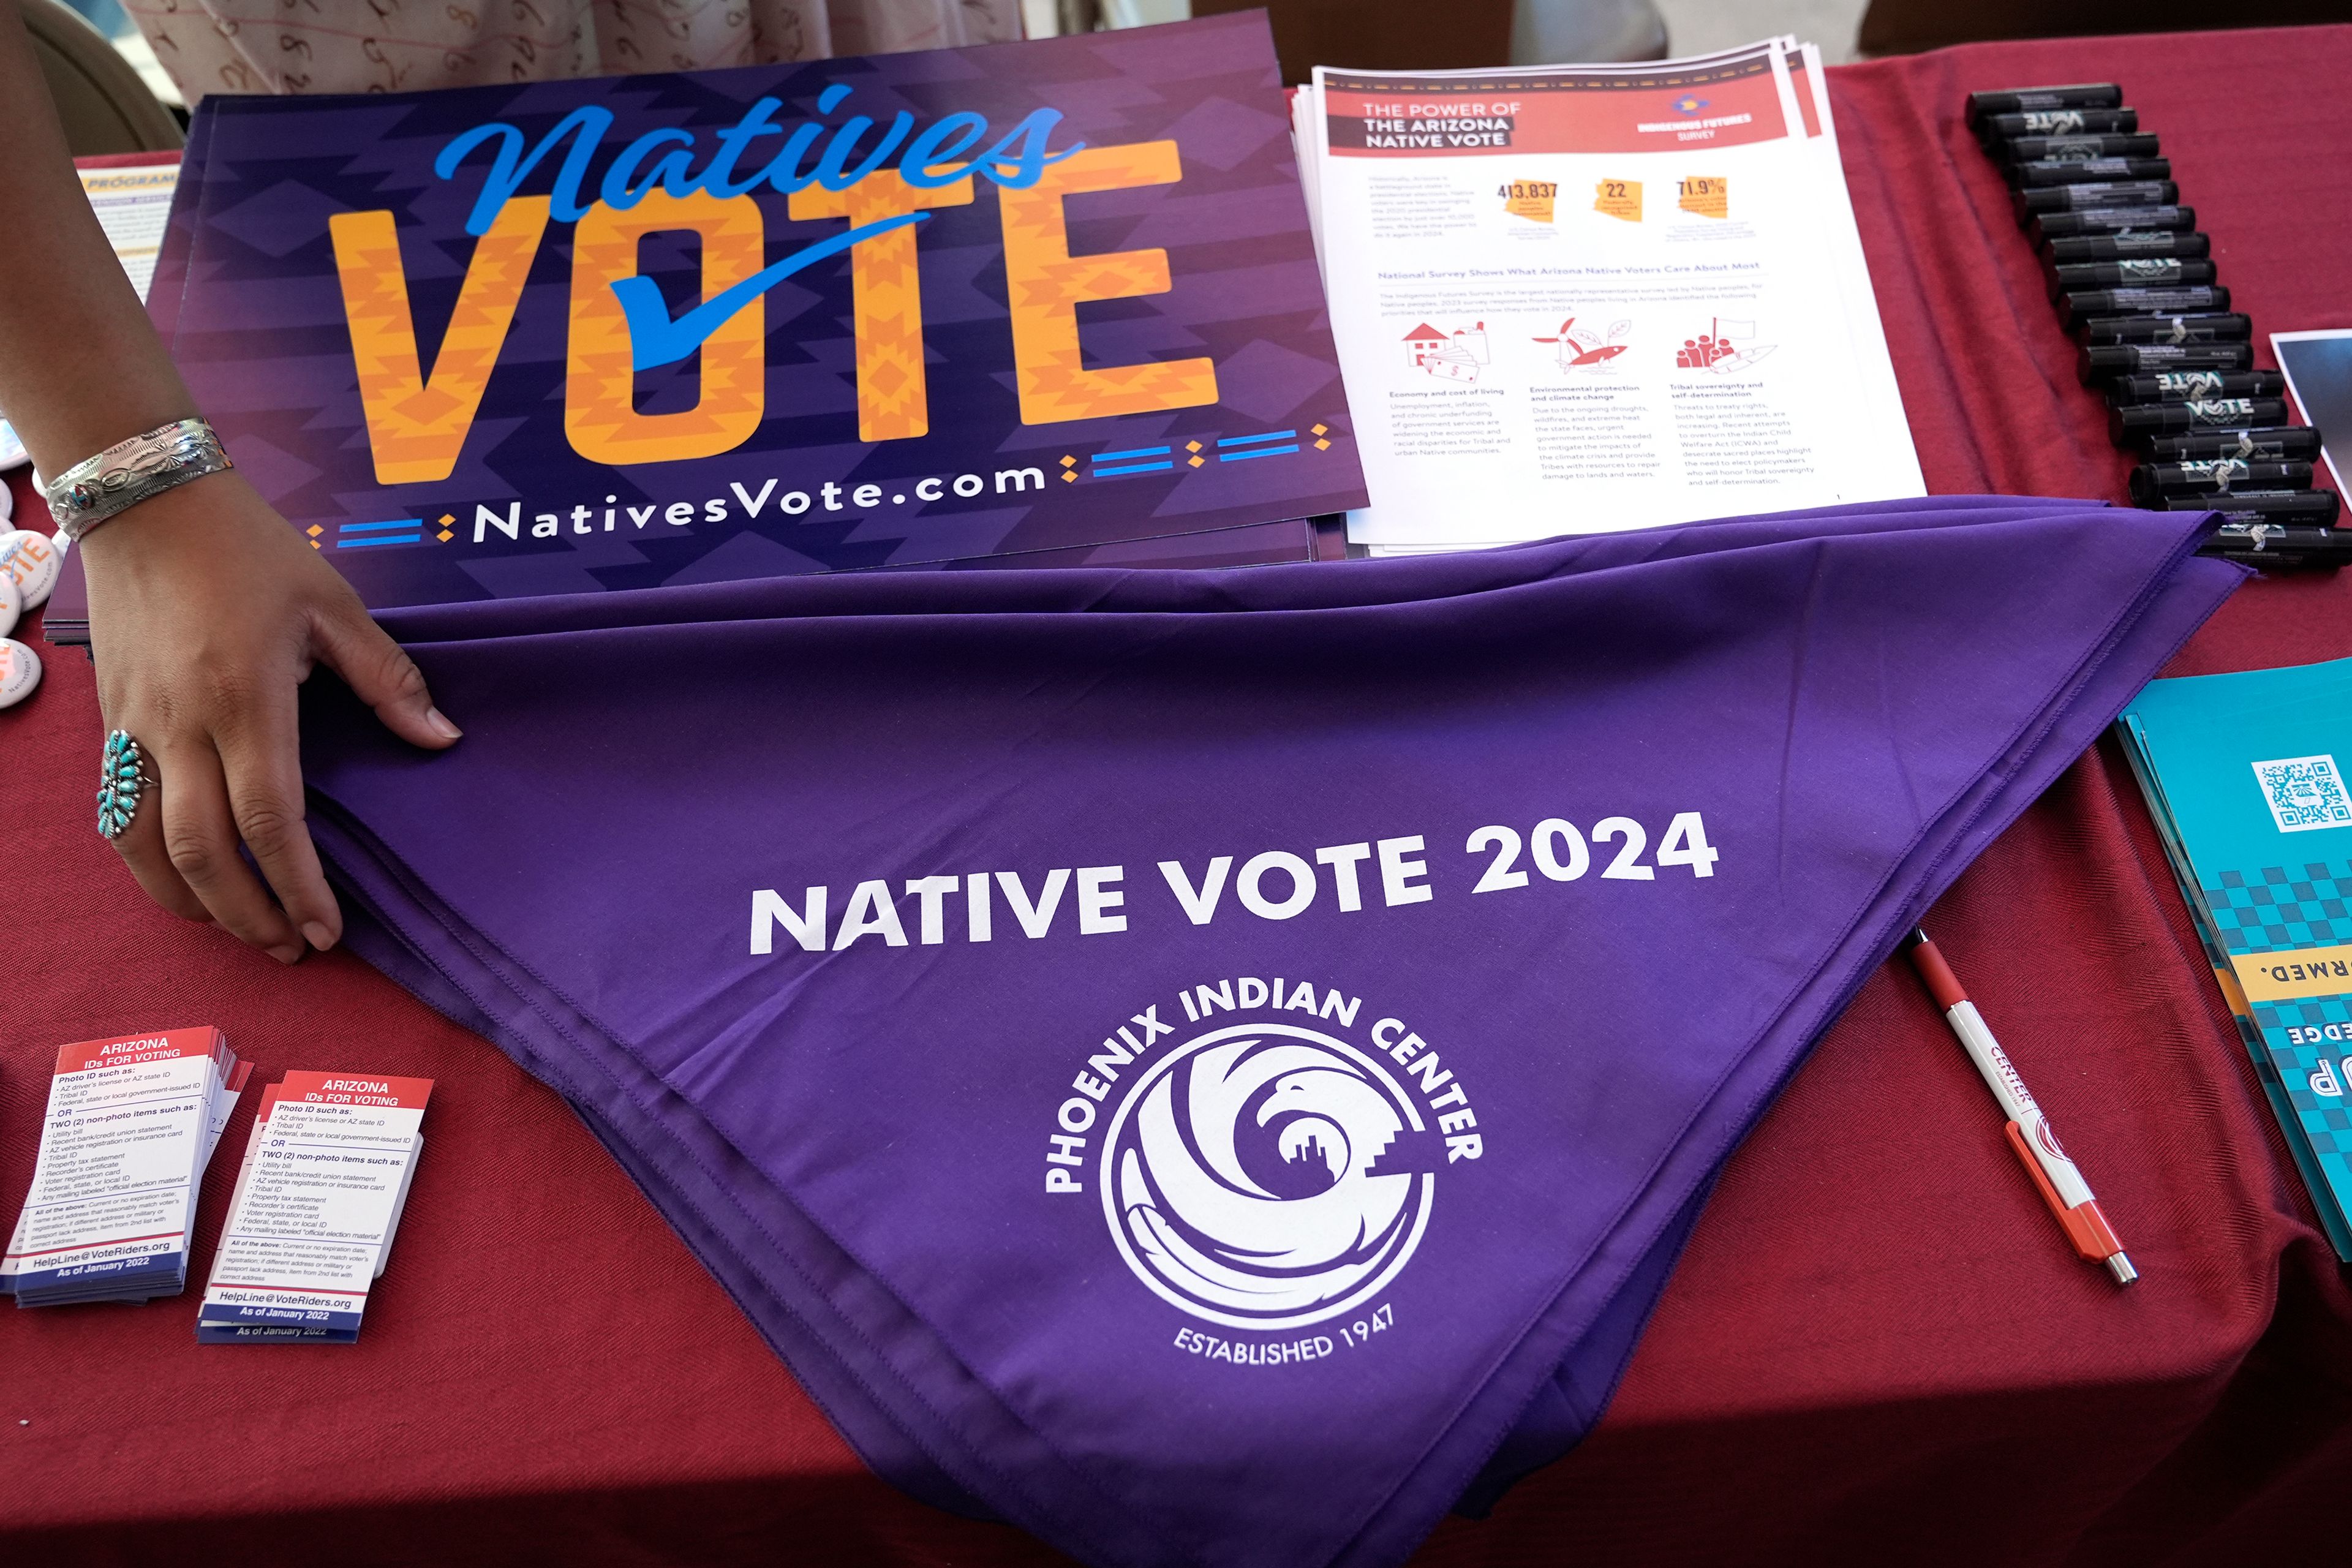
[{"x1": 1404, "y1": 322, "x2": 1491, "y2": 382}]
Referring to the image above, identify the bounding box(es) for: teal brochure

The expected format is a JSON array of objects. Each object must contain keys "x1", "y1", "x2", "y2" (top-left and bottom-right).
[{"x1": 2122, "y1": 656, "x2": 2352, "y2": 1258}]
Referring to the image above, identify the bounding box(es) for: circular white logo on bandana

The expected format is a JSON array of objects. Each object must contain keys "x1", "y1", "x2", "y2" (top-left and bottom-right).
[{"x1": 1100, "y1": 1023, "x2": 1434, "y2": 1331}]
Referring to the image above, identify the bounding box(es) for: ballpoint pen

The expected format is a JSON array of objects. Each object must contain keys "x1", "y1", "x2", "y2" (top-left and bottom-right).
[{"x1": 1905, "y1": 928, "x2": 2137, "y2": 1284}]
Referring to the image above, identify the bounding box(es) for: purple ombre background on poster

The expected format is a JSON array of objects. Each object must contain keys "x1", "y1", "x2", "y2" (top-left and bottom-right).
[{"x1": 156, "y1": 13, "x2": 1363, "y2": 609}]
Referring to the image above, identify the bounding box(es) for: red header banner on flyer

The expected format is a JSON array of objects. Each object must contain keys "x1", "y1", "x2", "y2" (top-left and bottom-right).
[{"x1": 1323, "y1": 56, "x2": 1792, "y2": 157}]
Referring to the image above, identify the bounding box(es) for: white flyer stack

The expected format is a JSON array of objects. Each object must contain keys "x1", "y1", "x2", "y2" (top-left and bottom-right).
[
  {"x1": 2, "y1": 1028, "x2": 250, "y2": 1305},
  {"x1": 75, "y1": 161, "x2": 179, "y2": 304},
  {"x1": 1294, "y1": 39, "x2": 1924, "y2": 553},
  {"x1": 196, "y1": 1071, "x2": 430, "y2": 1343}
]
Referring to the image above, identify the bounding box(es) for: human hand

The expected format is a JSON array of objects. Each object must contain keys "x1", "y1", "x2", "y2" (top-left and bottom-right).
[{"x1": 78, "y1": 471, "x2": 460, "y2": 962}]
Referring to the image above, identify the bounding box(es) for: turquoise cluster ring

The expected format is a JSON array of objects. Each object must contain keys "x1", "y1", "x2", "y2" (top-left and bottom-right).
[{"x1": 96, "y1": 729, "x2": 156, "y2": 841}]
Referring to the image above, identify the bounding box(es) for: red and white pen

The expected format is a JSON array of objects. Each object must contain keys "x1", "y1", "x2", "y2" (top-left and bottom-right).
[{"x1": 1904, "y1": 928, "x2": 2137, "y2": 1284}]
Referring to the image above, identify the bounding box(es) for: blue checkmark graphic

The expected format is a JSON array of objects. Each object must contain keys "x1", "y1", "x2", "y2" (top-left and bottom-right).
[{"x1": 611, "y1": 212, "x2": 930, "y2": 373}]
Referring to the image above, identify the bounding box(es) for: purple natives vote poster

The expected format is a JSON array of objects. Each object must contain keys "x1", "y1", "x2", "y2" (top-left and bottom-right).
[{"x1": 153, "y1": 14, "x2": 1362, "y2": 605}]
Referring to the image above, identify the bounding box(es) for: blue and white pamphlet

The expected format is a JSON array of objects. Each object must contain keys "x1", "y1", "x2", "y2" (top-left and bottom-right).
[{"x1": 2121, "y1": 655, "x2": 2352, "y2": 1257}]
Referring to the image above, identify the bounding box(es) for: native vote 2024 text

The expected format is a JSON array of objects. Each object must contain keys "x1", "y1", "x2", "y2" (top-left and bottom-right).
[{"x1": 747, "y1": 812, "x2": 1717, "y2": 954}]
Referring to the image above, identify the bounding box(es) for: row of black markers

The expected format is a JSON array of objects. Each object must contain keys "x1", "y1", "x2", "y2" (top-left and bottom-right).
[{"x1": 1969, "y1": 83, "x2": 2345, "y2": 567}]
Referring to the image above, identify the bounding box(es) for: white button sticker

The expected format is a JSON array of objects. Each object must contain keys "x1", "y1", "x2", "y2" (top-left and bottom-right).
[
  {"x1": 0, "y1": 419, "x2": 26, "y2": 472},
  {"x1": 0, "y1": 530, "x2": 62, "y2": 610},
  {"x1": 0, "y1": 638, "x2": 40, "y2": 708},
  {"x1": 0, "y1": 569, "x2": 18, "y2": 640}
]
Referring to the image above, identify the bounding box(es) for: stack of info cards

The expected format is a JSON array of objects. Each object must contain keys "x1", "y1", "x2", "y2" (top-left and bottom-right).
[
  {"x1": 196, "y1": 1072, "x2": 430, "y2": 1343},
  {"x1": 2, "y1": 1028, "x2": 251, "y2": 1305},
  {"x1": 2120, "y1": 657, "x2": 2352, "y2": 1259},
  {"x1": 1292, "y1": 37, "x2": 1923, "y2": 554},
  {"x1": 40, "y1": 13, "x2": 1369, "y2": 643}
]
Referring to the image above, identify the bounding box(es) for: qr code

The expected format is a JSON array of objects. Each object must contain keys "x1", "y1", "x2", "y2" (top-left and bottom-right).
[{"x1": 2252, "y1": 754, "x2": 2352, "y2": 833}]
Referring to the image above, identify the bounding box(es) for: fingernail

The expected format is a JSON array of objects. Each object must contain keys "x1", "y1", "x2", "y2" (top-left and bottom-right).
[
  {"x1": 271, "y1": 944, "x2": 304, "y2": 966},
  {"x1": 425, "y1": 707, "x2": 462, "y2": 740},
  {"x1": 301, "y1": 921, "x2": 336, "y2": 952}
]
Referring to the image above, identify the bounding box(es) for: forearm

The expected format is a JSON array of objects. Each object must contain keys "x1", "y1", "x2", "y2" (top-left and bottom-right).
[
  {"x1": 0, "y1": 0, "x2": 196, "y2": 475},
  {"x1": 0, "y1": 5, "x2": 462, "y2": 963}
]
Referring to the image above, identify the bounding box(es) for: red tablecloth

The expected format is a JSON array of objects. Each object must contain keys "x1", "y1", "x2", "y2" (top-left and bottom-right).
[{"x1": 8, "y1": 23, "x2": 2352, "y2": 1567}]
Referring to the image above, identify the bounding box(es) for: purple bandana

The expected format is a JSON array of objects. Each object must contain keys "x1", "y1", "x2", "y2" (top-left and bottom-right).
[{"x1": 300, "y1": 498, "x2": 2235, "y2": 1568}]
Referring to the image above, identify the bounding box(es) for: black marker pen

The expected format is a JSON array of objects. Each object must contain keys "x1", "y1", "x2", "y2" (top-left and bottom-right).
[
  {"x1": 2045, "y1": 231, "x2": 2208, "y2": 263},
  {"x1": 1978, "y1": 108, "x2": 2138, "y2": 142},
  {"x1": 2111, "y1": 369, "x2": 2287, "y2": 404},
  {"x1": 1967, "y1": 85, "x2": 2123, "y2": 126},
  {"x1": 2081, "y1": 342, "x2": 2253, "y2": 382},
  {"x1": 2034, "y1": 205, "x2": 2194, "y2": 240},
  {"x1": 2060, "y1": 285, "x2": 2230, "y2": 326},
  {"x1": 2143, "y1": 426, "x2": 2321, "y2": 461},
  {"x1": 2131, "y1": 460, "x2": 2313, "y2": 502},
  {"x1": 2076, "y1": 312, "x2": 2250, "y2": 345},
  {"x1": 2016, "y1": 181, "x2": 2177, "y2": 221},
  {"x1": 2198, "y1": 521, "x2": 2352, "y2": 566},
  {"x1": 2011, "y1": 157, "x2": 2170, "y2": 189},
  {"x1": 2111, "y1": 398, "x2": 2291, "y2": 443},
  {"x1": 2050, "y1": 258, "x2": 2216, "y2": 296},
  {"x1": 2000, "y1": 133, "x2": 2161, "y2": 164},
  {"x1": 2167, "y1": 490, "x2": 2342, "y2": 527}
]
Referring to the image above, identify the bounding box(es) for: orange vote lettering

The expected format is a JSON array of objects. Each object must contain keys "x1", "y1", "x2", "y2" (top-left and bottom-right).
[
  {"x1": 789, "y1": 171, "x2": 976, "y2": 443},
  {"x1": 998, "y1": 141, "x2": 1218, "y2": 425},
  {"x1": 328, "y1": 140, "x2": 1215, "y2": 480},
  {"x1": 331, "y1": 198, "x2": 551, "y2": 486},
  {"x1": 566, "y1": 190, "x2": 769, "y2": 467}
]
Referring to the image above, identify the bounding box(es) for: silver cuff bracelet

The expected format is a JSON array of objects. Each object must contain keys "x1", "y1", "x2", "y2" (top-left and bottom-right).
[{"x1": 43, "y1": 417, "x2": 235, "y2": 542}]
